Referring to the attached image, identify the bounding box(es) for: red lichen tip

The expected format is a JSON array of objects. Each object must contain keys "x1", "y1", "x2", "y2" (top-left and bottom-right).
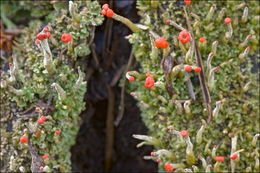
[
  {"x1": 101, "y1": 9, "x2": 106, "y2": 16},
  {"x1": 215, "y1": 66, "x2": 220, "y2": 71},
  {"x1": 156, "y1": 159, "x2": 161, "y2": 163},
  {"x1": 102, "y1": 4, "x2": 109, "y2": 11},
  {"x1": 61, "y1": 33, "x2": 72, "y2": 43},
  {"x1": 224, "y1": 17, "x2": 232, "y2": 24},
  {"x1": 185, "y1": 65, "x2": 192, "y2": 72},
  {"x1": 151, "y1": 152, "x2": 154, "y2": 156},
  {"x1": 40, "y1": 167, "x2": 43, "y2": 171},
  {"x1": 213, "y1": 145, "x2": 217, "y2": 148},
  {"x1": 194, "y1": 67, "x2": 201, "y2": 73},
  {"x1": 155, "y1": 37, "x2": 169, "y2": 49},
  {"x1": 184, "y1": 0, "x2": 191, "y2": 5},
  {"x1": 42, "y1": 33, "x2": 47, "y2": 39},
  {"x1": 178, "y1": 30, "x2": 190, "y2": 44},
  {"x1": 181, "y1": 130, "x2": 188, "y2": 137},
  {"x1": 55, "y1": 130, "x2": 60, "y2": 135},
  {"x1": 42, "y1": 154, "x2": 48, "y2": 159},
  {"x1": 199, "y1": 37, "x2": 206, "y2": 43},
  {"x1": 146, "y1": 73, "x2": 150, "y2": 77},
  {"x1": 220, "y1": 100, "x2": 224, "y2": 104},
  {"x1": 43, "y1": 27, "x2": 48, "y2": 32},
  {"x1": 9, "y1": 62, "x2": 12, "y2": 67},
  {"x1": 246, "y1": 46, "x2": 250, "y2": 51},
  {"x1": 20, "y1": 136, "x2": 28, "y2": 143},
  {"x1": 40, "y1": 115, "x2": 46, "y2": 121},
  {"x1": 198, "y1": 155, "x2": 201, "y2": 160},
  {"x1": 47, "y1": 32, "x2": 51, "y2": 38},
  {"x1": 130, "y1": 92, "x2": 134, "y2": 96},
  {"x1": 216, "y1": 156, "x2": 225, "y2": 162},
  {"x1": 248, "y1": 34, "x2": 252, "y2": 38},
  {"x1": 106, "y1": 9, "x2": 114, "y2": 18},
  {"x1": 164, "y1": 162, "x2": 174, "y2": 172},
  {"x1": 35, "y1": 40, "x2": 40, "y2": 44},
  {"x1": 166, "y1": 19, "x2": 171, "y2": 24},
  {"x1": 35, "y1": 107, "x2": 40, "y2": 112},
  {"x1": 210, "y1": 52, "x2": 214, "y2": 56},
  {"x1": 37, "y1": 33, "x2": 44, "y2": 41},
  {"x1": 38, "y1": 118, "x2": 45, "y2": 125},
  {"x1": 129, "y1": 76, "x2": 135, "y2": 82},
  {"x1": 230, "y1": 154, "x2": 237, "y2": 160},
  {"x1": 145, "y1": 76, "x2": 155, "y2": 88},
  {"x1": 216, "y1": 40, "x2": 219, "y2": 44}
]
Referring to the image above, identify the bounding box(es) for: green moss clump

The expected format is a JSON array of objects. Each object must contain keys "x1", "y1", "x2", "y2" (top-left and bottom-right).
[
  {"x1": 119, "y1": 0, "x2": 259, "y2": 172},
  {"x1": 0, "y1": 1, "x2": 103, "y2": 172}
]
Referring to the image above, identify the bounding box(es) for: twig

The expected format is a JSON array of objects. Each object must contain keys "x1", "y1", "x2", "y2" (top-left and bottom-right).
[
  {"x1": 57, "y1": 48, "x2": 68, "y2": 67},
  {"x1": 105, "y1": 85, "x2": 115, "y2": 171},
  {"x1": 43, "y1": 87, "x2": 55, "y2": 115},
  {"x1": 114, "y1": 50, "x2": 135, "y2": 126},
  {"x1": 27, "y1": 128, "x2": 44, "y2": 173},
  {"x1": 90, "y1": 43, "x2": 99, "y2": 67},
  {"x1": 110, "y1": 65, "x2": 126, "y2": 87},
  {"x1": 184, "y1": 7, "x2": 212, "y2": 123}
]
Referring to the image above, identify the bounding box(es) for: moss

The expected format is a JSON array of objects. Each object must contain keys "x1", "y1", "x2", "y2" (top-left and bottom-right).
[
  {"x1": 0, "y1": 1, "x2": 103, "y2": 172},
  {"x1": 123, "y1": 0, "x2": 259, "y2": 172}
]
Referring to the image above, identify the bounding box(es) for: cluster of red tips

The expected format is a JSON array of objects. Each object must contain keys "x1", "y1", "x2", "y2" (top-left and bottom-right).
[
  {"x1": 36, "y1": 27, "x2": 51, "y2": 43},
  {"x1": 9, "y1": 62, "x2": 12, "y2": 67},
  {"x1": 42, "y1": 154, "x2": 48, "y2": 159},
  {"x1": 166, "y1": 19, "x2": 171, "y2": 24},
  {"x1": 215, "y1": 156, "x2": 225, "y2": 162},
  {"x1": 185, "y1": 65, "x2": 192, "y2": 72},
  {"x1": 155, "y1": 37, "x2": 169, "y2": 49},
  {"x1": 178, "y1": 30, "x2": 190, "y2": 44},
  {"x1": 61, "y1": 33, "x2": 72, "y2": 43},
  {"x1": 230, "y1": 154, "x2": 237, "y2": 160},
  {"x1": 38, "y1": 115, "x2": 46, "y2": 125},
  {"x1": 55, "y1": 130, "x2": 60, "y2": 135},
  {"x1": 156, "y1": 159, "x2": 161, "y2": 163},
  {"x1": 181, "y1": 130, "x2": 188, "y2": 137},
  {"x1": 164, "y1": 162, "x2": 174, "y2": 172},
  {"x1": 199, "y1": 37, "x2": 206, "y2": 43},
  {"x1": 145, "y1": 74, "x2": 155, "y2": 88},
  {"x1": 224, "y1": 17, "x2": 232, "y2": 24},
  {"x1": 101, "y1": 4, "x2": 114, "y2": 18},
  {"x1": 184, "y1": 0, "x2": 191, "y2": 5},
  {"x1": 20, "y1": 136, "x2": 28, "y2": 143},
  {"x1": 194, "y1": 67, "x2": 201, "y2": 73}
]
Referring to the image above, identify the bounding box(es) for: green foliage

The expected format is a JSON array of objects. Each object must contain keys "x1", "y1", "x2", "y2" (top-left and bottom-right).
[
  {"x1": 127, "y1": 0, "x2": 259, "y2": 172},
  {"x1": 0, "y1": 1, "x2": 103, "y2": 172}
]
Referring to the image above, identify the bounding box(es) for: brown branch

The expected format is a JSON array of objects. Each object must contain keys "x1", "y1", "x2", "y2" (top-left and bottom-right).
[
  {"x1": 184, "y1": 7, "x2": 212, "y2": 123},
  {"x1": 105, "y1": 85, "x2": 115, "y2": 171},
  {"x1": 114, "y1": 50, "x2": 135, "y2": 126},
  {"x1": 90, "y1": 43, "x2": 99, "y2": 67},
  {"x1": 57, "y1": 48, "x2": 68, "y2": 67}
]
